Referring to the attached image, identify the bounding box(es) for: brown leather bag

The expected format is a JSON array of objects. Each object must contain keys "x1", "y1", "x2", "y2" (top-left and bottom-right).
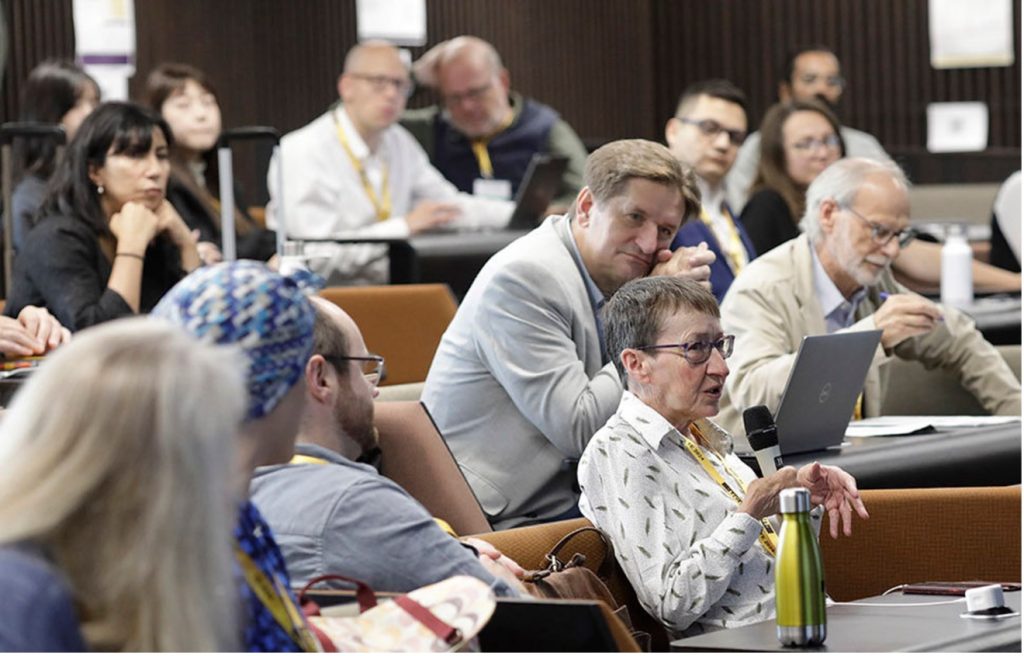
[{"x1": 519, "y1": 526, "x2": 632, "y2": 627}]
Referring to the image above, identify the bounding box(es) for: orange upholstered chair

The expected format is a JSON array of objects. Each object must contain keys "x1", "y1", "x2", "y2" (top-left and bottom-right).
[{"x1": 319, "y1": 284, "x2": 457, "y2": 386}]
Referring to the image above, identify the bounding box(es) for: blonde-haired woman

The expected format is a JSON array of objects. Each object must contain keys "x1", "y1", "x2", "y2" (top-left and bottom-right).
[{"x1": 0, "y1": 318, "x2": 247, "y2": 651}]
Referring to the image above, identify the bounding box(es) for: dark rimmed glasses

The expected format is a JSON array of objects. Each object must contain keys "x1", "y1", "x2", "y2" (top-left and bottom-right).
[
  {"x1": 323, "y1": 353, "x2": 386, "y2": 387},
  {"x1": 634, "y1": 335, "x2": 735, "y2": 365},
  {"x1": 675, "y1": 117, "x2": 747, "y2": 146},
  {"x1": 844, "y1": 206, "x2": 917, "y2": 249}
]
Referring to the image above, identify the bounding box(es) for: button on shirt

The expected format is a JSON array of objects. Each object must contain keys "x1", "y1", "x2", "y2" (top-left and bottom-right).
[
  {"x1": 577, "y1": 391, "x2": 776, "y2": 636},
  {"x1": 811, "y1": 246, "x2": 867, "y2": 333}
]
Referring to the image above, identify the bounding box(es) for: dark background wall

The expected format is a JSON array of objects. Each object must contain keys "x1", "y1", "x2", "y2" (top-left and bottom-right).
[{"x1": 2, "y1": 0, "x2": 1020, "y2": 185}]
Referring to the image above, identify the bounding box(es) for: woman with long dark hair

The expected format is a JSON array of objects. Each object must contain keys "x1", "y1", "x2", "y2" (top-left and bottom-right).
[
  {"x1": 10, "y1": 60, "x2": 100, "y2": 250},
  {"x1": 4, "y1": 102, "x2": 200, "y2": 330},
  {"x1": 145, "y1": 63, "x2": 276, "y2": 263}
]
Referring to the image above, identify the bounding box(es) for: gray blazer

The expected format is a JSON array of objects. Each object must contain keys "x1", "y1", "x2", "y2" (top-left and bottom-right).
[{"x1": 422, "y1": 214, "x2": 623, "y2": 529}]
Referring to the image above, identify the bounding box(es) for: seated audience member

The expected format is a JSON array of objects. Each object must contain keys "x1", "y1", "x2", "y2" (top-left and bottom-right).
[
  {"x1": 0, "y1": 306, "x2": 69, "y2": 357},
  {"x1": 250, "y1": 297, "x2": 525, "y2": 596},
  {"x1": 665, "y1": 79, "x2": 757, "y2": 300},
  {"x1": 741, "y1": 103, "x2": 1019, "y2": 292},
  {"x1": 145, "y1": 62, "x2": 277, "y2": 264},
  {"x1": 718, "y1": 158, "x2": 1021, "y2": 446},
  {"x1": 10, "y1": 59, "x2": 100, "y2": 251},
  {"x1": 988, "y1": 171, "x2": 1021, "y2": 272},
  {"x1": 578, "y1": 276, "x2": 867, "y2": 636},
  {"x1": 403, "y1": 35, "x2": 587, "y2": 209},
  {"x1": 4, "y1": 102, "x2": 200, "y2": 331},
  {"x1": 267, "y1": 41, "x2": 513, "y2": 285},
  {"x1": 727, "y1": 45, "x2": 892, "y2": 213},
  {"x1": 0, "y1": 317, "x2": 247, "y2": 651},
  {"x1": 423, "y1": 139, "x2": 716, "y2": 529},
  {"x1": 739, "y1": 99, "x2": 844, "y2": 256},
  {"x1": 153, "y1": 260, "x2": 322, "y2": 652}
]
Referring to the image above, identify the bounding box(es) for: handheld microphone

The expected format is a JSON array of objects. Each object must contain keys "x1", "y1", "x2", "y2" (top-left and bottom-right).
[{"x1": 744, "y1": 405, "x2": 784, "y2": 477}]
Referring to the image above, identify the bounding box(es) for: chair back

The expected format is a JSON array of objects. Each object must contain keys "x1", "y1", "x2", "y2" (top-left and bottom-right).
[
  {"x1": 319, "y1": 284, "x2": 457, "y2": 385},
  {"x1": 374, "y1": 400, "x2": 491, "y2": 536},
  {"x1": 820, "y1": 486, "x2": 1022, "y2": 601}
]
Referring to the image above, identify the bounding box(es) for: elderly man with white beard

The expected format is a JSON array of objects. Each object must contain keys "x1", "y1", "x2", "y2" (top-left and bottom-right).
[{"x1": 715, "y1": 157, "x2": 1020, "y2": 450}]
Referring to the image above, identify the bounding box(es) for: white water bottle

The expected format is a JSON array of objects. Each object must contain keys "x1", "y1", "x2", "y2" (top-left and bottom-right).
[{"x1": 940, "y1": 224, "x2": 973, "y2": 308}]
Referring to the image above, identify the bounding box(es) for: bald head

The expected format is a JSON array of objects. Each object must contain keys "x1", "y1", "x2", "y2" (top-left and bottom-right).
[
  {"x1": 338, "y1": 41, "x2": 411, "y2": 141},
  {"x1": 343, "y1": 40, "x2": 405, "y2": 74}
]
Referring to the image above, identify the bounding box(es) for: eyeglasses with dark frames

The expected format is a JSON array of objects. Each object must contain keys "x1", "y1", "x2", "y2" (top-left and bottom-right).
[
  {"x1": 634, "y1": 335, "x2": 735, "y2": 365},
  {"x1": 322, "y1": 353, "x2": 386, "y2": 387},
  {"x1": 675, "y1": 117, "x2": 747, "y2": 146},
  {"x1": 844, "y1": 206, "x2": 917, "y2": 249}
]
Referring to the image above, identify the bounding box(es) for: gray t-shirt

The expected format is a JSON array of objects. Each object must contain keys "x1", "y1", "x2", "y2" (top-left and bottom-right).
[{"x1": 249, "y1": 443, "x2": 519, "y2": 597}]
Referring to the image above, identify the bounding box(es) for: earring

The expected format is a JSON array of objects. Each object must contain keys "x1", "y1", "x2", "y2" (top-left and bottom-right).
[{"x1": 97, "y1": 185, "x2": 104, "y2": 195}]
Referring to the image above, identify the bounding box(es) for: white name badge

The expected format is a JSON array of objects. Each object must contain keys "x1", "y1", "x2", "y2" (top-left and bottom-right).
[{"x1": 473, "y1": 177, "x2": 513, "y2": 200}]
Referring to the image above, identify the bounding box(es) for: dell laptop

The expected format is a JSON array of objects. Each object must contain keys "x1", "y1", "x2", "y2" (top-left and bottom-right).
[{"x1": 773, "y1": 330, "x2": 883, "y2": 456}]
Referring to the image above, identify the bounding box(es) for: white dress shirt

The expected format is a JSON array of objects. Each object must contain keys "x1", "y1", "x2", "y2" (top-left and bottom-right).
[
  {"x1": 578, "y1": 391, "x2": 779, "y2": 636},
  {"x1": 267, "y1": 105, "x2": 513, "y2": 283}
]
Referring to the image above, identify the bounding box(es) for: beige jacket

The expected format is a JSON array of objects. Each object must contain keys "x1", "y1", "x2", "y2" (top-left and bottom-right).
[{"x1": 717, "y1": 235, "x2": 1020, "y2": 450}]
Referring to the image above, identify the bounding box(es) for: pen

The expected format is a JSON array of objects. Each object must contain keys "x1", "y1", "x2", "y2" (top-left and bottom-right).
[{"x1": 878, "y1": 292, "x2": 944, "y2": 321}]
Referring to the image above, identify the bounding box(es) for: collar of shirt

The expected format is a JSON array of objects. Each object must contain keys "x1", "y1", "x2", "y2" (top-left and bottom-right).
[
  {"x1": 810, "y1": 243, "x2": 867, "y2": 331},
  {"x1": 563, "y1": 214, "x2": 607, "y2": 309},
  {"x1": 618, "y1": 390, "x2": 737, "y2": 454},
  {"x1": 336, "y1": 104, "x2": 375, "y2": 160},
  {"x1": 696, "y1": 177, "x2": 727, "y2": 217}
]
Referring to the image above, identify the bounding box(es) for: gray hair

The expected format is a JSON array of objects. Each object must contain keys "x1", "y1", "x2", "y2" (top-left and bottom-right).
[
  {"x1": 800, "y1": 157, "x2": 910, "y2": 243},
  {"x1": 603, "y1": 277, "x2": 720, "y2": 385}
]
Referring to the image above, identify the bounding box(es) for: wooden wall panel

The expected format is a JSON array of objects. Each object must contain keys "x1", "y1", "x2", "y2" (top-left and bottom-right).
[
  {"x1": 652, "y1": 0, "x2": 1021, "y2": 156},
  {"x1": 1, "y1": 0, "x2": 1019, "y2": 184}
]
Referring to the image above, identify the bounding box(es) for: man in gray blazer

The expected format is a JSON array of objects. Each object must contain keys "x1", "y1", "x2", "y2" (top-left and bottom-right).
[{"x1": 423, "y1": 139, "x2": 714, "y2": 528}]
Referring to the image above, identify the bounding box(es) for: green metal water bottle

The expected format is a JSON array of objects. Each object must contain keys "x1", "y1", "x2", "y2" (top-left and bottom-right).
[{"x1": 775, "y1": 487, "x2": 827, "y2": 646}]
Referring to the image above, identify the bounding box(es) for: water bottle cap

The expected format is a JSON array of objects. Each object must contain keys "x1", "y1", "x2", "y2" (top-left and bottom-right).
[{"x1": 779, "y1": 487, "x2": 811, "y2": 513}]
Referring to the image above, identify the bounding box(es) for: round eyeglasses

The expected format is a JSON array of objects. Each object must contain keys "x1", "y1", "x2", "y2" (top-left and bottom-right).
[{"x1": 634, "y1": 335, "x2": 735, "y2": 365}]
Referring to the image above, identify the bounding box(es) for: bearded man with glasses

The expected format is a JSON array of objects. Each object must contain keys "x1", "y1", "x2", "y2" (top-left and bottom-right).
[
  {"x1": 578, "y1": 275, "x2": 868, "y2": 637},
  {"x1": 716, "y1": 158, "x2": 1020, "y2": 449}
]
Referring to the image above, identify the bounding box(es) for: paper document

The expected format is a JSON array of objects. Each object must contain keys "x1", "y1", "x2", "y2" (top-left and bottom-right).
[{"x1": 847, "y1": 415, "x2": 1019, "y2": 437}]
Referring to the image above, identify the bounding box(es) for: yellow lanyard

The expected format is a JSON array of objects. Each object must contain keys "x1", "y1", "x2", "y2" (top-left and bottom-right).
[
  {"x1": 698, "y1": 204, "x2": 748, "y2": 275},
  {"x1": 235, "y1": 544, "x2": 319, "y2": 652},
  {"x1": 291, "y1": 454, "x2": 331, "y2": 466},
  {"x1": 682, "y1": 424, "x2": 778, "y2": 556},
  {"x1": 469, "y1": 112, "x2": 515, "y2": 179},
  {"x1": 333, "y1": 112, "x2": 391, "y2": 221},
  {"x1": 289, "y1": 454, "x2": 459, "y2": 536}
]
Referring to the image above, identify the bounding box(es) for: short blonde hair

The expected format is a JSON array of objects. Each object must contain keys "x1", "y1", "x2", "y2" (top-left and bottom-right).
[
  {"x1": 0, "y1": 318, "x2": 247, "y2": 651},
  {"x1": 581, "y1": 139, "x2": 701, "y2": 221}
]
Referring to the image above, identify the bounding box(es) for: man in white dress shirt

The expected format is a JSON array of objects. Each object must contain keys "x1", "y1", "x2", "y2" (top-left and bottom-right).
[{"x1": 267, "y1": 42, "x2": 513, "y2": 284}]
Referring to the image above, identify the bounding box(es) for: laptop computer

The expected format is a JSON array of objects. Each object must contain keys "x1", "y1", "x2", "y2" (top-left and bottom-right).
[
  {"x1": 506, "y1": 154, "x2": 570, "y2": 230},
  {"x1": 773, "y1": 330, "x2": 883, "y2": 456}
]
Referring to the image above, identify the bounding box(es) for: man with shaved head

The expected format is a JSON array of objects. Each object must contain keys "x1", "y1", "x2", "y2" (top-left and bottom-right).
[
  {"x1": 268, "y1": 41, "x2": 513, "y2": 284},
  {"x1": 403, "y1": 36, "x2": 587, "y2": 209}
]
